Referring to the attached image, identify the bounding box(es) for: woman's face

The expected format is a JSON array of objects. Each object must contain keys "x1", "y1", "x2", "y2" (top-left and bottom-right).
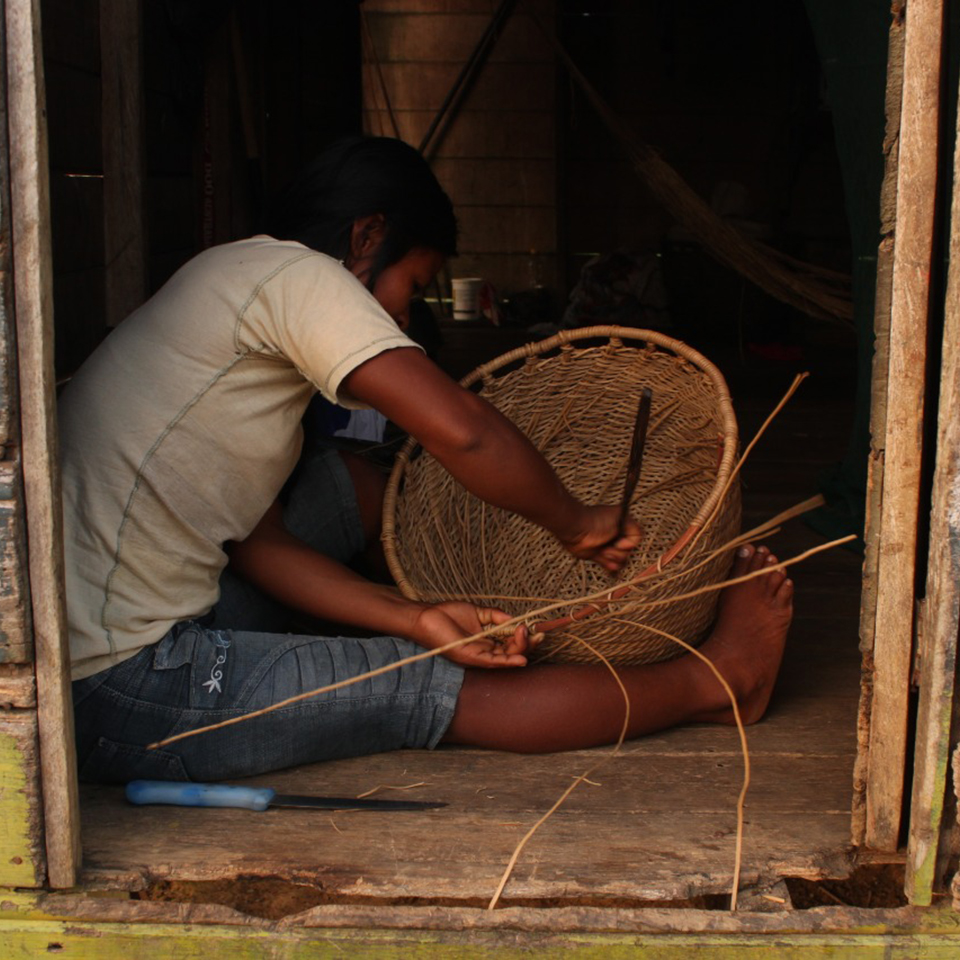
[{"x1": 350, "y1": 246, "x2": 445, "y2": 332}]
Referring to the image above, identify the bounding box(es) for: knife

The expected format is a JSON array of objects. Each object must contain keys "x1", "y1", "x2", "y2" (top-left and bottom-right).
[
  {"x1": 617, "y1": 386, "x2": 653, "y2": 537},
  {"x1": 126, "y1": 780, "x2": 447, "y2": 812}
]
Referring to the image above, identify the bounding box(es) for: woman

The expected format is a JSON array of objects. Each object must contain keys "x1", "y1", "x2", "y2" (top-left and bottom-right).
[{"x1": 63, "y1": 136, "x2": 792, "y2": 784}]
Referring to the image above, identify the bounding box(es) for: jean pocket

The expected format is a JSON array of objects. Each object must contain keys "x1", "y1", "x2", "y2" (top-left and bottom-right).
[
  {"x1": 79, "y1": 736, "x2": 190, "y2": 784},
  {"x1": 152, "y1": 623, "x2": 200, "y2": 670}
]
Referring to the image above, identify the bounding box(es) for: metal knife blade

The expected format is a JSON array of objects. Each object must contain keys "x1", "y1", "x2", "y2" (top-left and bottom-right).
[{"x1": 270, "y1": 794, "x2": 446, "y2": 811}]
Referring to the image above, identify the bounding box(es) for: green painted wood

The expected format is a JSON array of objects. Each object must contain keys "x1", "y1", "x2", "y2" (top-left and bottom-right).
[
  {"x1": 2, "y1": 889, "x2": 960, "y2": 957},
  {"x1": 0, "y1": 716, "x2": 45, "y2": 886},
  {"x1": 3, "y1": 915, "x2": 960, "y2": 958}
]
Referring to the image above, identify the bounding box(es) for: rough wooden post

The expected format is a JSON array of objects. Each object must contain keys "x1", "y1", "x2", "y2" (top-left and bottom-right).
[
  {"x1": 0, "y1": 0, "x2": 46, "y2": 889},
  {"x1": 853, "y1": 0, "x2": 905, "y2": 848},
  {"x1": 5, "y1": 0, "x2": 81, "y2": 887},
  {"x1": 904, "y1": 60, "x2": 960, "y2": 903},
  {"x1": 864, "y1": 0, "x2": 944, "y2": 852}
]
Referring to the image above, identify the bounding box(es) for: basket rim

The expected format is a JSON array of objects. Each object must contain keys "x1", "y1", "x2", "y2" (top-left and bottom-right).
[{"x1": 381, "y1": 325, "x2": 739, "y2": 601}]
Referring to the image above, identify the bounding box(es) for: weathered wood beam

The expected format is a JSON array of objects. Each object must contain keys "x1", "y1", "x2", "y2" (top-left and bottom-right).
[
  {"x1": 0, "y1": 428, "x2": 33, "y2": 666},
  {"x1": 0, "y1": 1, "x2": 32, "y2": 666},
  {"x1": 0, "y1": 663, "x2": 37, "y2": 708},
  {"x1": 0, "y1": 713, "x2": 45, "y2": 886},
  {"x1": 865, "y1": 0, "x2": 945, "y2": 852},
  {"x1": 853, "y1": 0, "x2": 905, "y2": 848},
  {"x1": 5, "y1": 0, "x2": 81, "y2": 888},
  {"x1": 904, "y1": 56, "x2": 960, "y2": 903},
  {"x1": 2, "y1": 892, "x2": 960, "y2": 955}
]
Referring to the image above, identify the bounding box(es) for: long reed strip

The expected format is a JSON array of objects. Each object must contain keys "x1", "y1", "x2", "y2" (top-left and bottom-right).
[
  {"x1": 147, "y1": 535, "x2": 852, "y2": 750},
  {"x1": 486, "y1": 622, "x2": 751, "y2": 912},
  {"x1": 487, "y1": 633, "x2": 630, "y2": 910},
  {"x1": 684, "y1": 372, "x2": 810, "y2": 557},
  {"x1": 616, "y1": 619, "x2": 750, "y2": 911}
]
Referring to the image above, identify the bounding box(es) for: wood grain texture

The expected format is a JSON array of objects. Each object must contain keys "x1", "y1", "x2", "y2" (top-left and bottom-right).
[
  {"x1": 0, "y1": 459, "x2": 33, "y2": 662},
  {"x1": 5, "y1": 0, "x2": 81, "y2": 887},
  {"x1": 904, "y1": 57, "x2": 960, "y2": 903},
  {"x1": 856, "y1": 11, "x2": 905, "y2": 850},
  {"x1": 0, "y1": 713, "x2": 45, "y2": 886},
  {"x1": 78, "y1": 748, "x2": 858, "y2": 901},
  {"x1": 0, "y1": 663, "x2": 37, "y2": 708},
  {"x1": 2, "y1": 910, "x2": 960, "y2": 959},
  {"x1": 0, "y1": 23, "x2": 32, "y2": 666},
  {"x1": 3, "y1": 886, "x2": 959, "y2": 935},
  {"x1": 865, "y1": 0, "x2": 944, "y2": 851}
]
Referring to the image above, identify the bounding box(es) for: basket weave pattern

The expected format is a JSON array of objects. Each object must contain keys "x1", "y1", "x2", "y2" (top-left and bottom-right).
[{"x1": 383, "y1": 327, "x2": 741, "y2": 665}]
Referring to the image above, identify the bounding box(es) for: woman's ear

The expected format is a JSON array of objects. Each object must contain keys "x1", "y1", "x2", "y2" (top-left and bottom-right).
[{"x1": 348, "y1": 213, "x2": 387, "y2": 262}]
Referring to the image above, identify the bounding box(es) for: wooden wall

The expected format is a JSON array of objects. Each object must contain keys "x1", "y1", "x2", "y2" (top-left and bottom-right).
[
  {"x1": 361, "y1": 0, "x2": 559, "y2": 304},
  {"x1": 360, "y1": 1, "x2": 849, "y2": 342}
]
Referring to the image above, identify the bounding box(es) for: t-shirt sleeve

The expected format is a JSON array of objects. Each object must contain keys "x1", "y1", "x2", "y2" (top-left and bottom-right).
[{"x1": 238, "y1": 251, "x2": 423, "y2": 408}]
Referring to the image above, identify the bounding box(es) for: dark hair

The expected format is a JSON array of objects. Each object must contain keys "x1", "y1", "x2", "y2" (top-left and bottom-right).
[{"x1": 265, "y1": 136, "x2": 457, "y2": 283}]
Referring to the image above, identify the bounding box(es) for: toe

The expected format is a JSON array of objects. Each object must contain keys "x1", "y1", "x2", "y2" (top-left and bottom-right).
[
  {"x1": 764, "y1": 554, "x2": 787, "y2": 587},
  {"x1": 732, "y1": 544, "x2": 756, "y2": 576},
  {"x1": 776, "y1": 577, "x2": 795, "y2": 603},
  {"x1": 748, "y1": 545, "x2": 770, "y2": 573}
]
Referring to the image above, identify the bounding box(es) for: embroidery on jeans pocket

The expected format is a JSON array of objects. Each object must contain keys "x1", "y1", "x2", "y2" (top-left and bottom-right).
[{"x1": 202, "y1": 631, "x2": 231, "y2": 695}]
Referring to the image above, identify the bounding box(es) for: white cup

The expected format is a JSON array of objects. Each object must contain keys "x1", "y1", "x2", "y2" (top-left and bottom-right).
[{"x1": 452, "y1": 277, "x2": 484, "y2": 320}]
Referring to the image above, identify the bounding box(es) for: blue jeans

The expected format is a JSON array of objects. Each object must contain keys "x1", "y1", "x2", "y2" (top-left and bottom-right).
[{"x1": 72, "y1": 447, "x2": 465, "y2": 783}]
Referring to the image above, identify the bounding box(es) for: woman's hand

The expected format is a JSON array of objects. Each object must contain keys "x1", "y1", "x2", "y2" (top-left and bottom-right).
[
  {"x1": 407, "y1": 601, "x2": 536, "y2": 669},
  {"x1": 556, "y1": 504, "x2": 643, "y2": 574}
]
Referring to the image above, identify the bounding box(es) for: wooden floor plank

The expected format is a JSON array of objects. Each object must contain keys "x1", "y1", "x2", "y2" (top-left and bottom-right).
[{"x1": 79, "y1": 749, "x2": 856, "y2": 900}]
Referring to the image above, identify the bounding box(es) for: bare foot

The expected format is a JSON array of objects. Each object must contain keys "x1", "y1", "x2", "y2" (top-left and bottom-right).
[{"x1": 690, "y1": 544, "x2": 793, "y2": 725}]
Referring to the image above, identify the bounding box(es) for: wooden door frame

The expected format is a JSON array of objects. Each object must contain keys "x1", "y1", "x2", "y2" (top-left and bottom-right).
[
  {"x1": 5, "y1": 0, "x2": 81, "y2": 887},
  {"x1": 5, "y1": 0, "x2": 958, "y2": 902},
  {"x1": 858, "y1": 0, "x2": 950, "y2": 863},
  {"x1": 904, "y1": 35, "x2": 960, "y2": 905}
]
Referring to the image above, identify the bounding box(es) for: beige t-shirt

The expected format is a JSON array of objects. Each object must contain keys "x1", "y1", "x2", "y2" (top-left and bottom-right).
[{"x1": 59, "y1": 237, "x2": 420, "y2": 680}]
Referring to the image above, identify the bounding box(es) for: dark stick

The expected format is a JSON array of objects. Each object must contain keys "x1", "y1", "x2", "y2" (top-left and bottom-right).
[
  {"x1": 417, "y1": 0, "x2": 517, "y2": 157},
  {"x1": 617, "y1": 387, "x2": 653, "y2": 537}
]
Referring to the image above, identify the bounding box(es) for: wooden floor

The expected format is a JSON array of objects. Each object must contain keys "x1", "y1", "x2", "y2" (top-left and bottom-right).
[{"x1": 78, "y1": 328, "x2": 866, "y2": 908}]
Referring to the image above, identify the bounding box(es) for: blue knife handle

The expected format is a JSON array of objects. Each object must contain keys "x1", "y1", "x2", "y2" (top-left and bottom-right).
[{"x1": 126, "y1": 780, "x2": 276, "y2": 811}]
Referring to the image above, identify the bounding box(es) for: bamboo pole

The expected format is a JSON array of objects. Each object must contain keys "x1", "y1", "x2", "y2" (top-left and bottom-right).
[
  {"x1": 865, "y1": 0, "x2": 945, "y2": 851},
  {"x1": 5, "y1": 0, "x2": 81, "y2": 887}
]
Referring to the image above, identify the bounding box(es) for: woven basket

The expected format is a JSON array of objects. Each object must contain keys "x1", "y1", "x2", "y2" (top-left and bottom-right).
[{"x1": 382, "y1": 326, "x2": 741, "y2": 665}]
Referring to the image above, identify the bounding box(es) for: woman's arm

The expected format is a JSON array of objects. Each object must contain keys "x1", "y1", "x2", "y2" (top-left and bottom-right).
[
  {"x1": 341, "y1": 346, "x2": 641, "y2": 571},
  {"x1": 228, "y1": 502, "x2": 534, "y2": 668}
]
